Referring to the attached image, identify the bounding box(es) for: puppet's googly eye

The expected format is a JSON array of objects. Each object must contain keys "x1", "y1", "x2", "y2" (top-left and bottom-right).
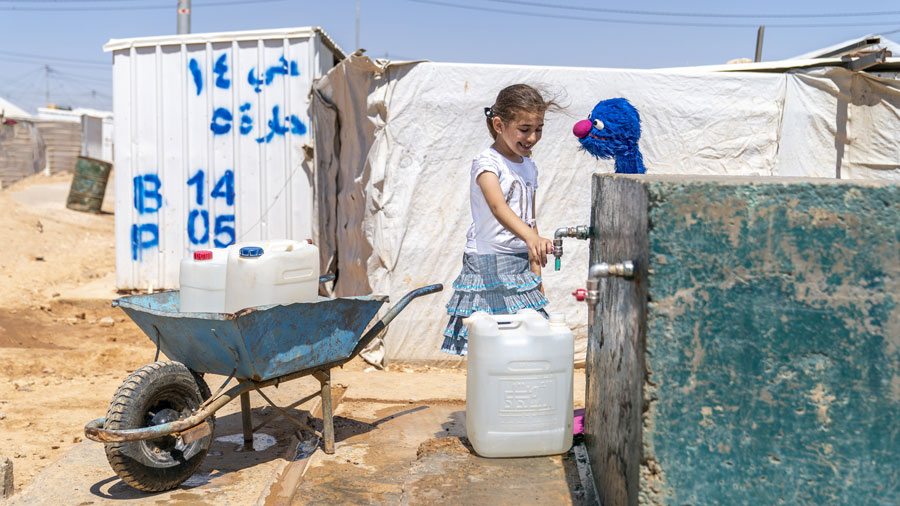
[{"x1": 593, "y1": 119, "x2": 605, "y2": 130}]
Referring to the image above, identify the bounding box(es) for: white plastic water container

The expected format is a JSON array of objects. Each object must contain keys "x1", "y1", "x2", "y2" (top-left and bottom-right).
[
  {"x1": 179, "y1": 249, "x2": 228, "y2": 313},
  {"x1": 464, "y1": 309, "x2": 574, "y2": 458},
  {"x1": 223, "y1": 239, "x2": 319, "y2": 313}
]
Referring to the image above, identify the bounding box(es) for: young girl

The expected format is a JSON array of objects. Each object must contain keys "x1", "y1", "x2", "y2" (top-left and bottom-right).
[{"x1": 442, "y1": 84, "x2": 556, "y2": 355}]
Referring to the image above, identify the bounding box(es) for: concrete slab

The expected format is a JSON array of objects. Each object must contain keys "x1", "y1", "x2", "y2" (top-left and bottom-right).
[
  {"x1": 8, "y1": 174, "x2": 114, "y2": 214},
  {"x1": 5, "y1": 367, "x2": 588, "y2": 505},
  {"x1": 5, "y1": 401, "x2": 302, "y2": 506},
  {"x1": 8, "y1": 182, "x2": 70, "y2": 209},
  {"x1": 291, "y1": 401, "x2": 591, "y2": 505}
]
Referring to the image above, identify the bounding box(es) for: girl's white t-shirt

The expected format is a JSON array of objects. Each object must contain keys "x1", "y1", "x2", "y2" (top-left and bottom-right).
[{"x1": 464, "y1": 147, "x2": 539, "y2": 254}]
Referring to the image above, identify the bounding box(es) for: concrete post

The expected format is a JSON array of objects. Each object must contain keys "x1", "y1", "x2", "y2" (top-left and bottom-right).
[{"x1": 1, "y1": 456, "x2": 13, "y2": 498}]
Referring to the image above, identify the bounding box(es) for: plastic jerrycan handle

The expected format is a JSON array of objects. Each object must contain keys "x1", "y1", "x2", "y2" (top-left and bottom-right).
[
  {"x1": 462, "y1": 311, "x2": 495, "y2": 330},
  {"x1": 463, "y1": 309, "x2": 545, "y2": 331}
]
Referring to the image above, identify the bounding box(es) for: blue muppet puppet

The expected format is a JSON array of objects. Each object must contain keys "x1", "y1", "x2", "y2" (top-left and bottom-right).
[{"x1": 573, "y1": 98, "x2": 646, "y2": 174}]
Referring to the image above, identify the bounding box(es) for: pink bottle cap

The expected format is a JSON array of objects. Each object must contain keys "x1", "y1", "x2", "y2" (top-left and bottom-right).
[{"x1": 193, "y1": 250, "x2": 213, "y2": 261}]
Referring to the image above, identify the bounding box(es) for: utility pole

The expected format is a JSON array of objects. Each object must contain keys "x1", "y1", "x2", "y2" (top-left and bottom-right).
[
  {"x1": 755, "y1": 25, "x2": 765, "y2": 63},
  {"x1": 45, "y1": 65, "x2": 50, "y2": 106},
  {"x1": 177, "y1": 0, "x2": 191, "y2": 35},
  {"x1": 355, "y1": 0, "x2": 360, "y2": 49}
]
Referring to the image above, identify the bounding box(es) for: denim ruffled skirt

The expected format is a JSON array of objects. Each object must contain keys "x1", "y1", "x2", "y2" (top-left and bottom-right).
[{"x1": 442, "y1": 252, "x2": 549, "y2": 356}]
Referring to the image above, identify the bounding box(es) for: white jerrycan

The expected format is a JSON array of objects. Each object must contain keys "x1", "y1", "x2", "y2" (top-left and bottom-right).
[
  {"x1": 464, "y1": 308, "x2": 574, "y2": 458},
  {"x1": 179, "y1": 249, "x2": 228, "y2": 313},
  {"x1": 223, "y1": 239, "x2": 320, "y2": 313}
]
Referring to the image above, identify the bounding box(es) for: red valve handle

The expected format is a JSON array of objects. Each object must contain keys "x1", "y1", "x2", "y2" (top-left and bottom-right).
[{"x1": 572, "y1": 288, "x2": 586, "y2": 301}]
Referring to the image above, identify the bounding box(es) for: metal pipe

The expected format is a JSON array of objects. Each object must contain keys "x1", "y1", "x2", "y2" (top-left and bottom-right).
[
  {"x1": 350, "y1": 283, "x2": 443, "y2": 357},
  {"x1": 85, "y1": 378, "x2": 254, "y2": 442},
  {"x1": 85, "y1": 360, "x2": 338, "y2": 443},
  {"x1": 585, "y1": 261, "x2": 635, "y2": 327},
  {"x1": 552, "y1": 225, "x2": 591, "y2": 271},
  {"x1": 588, "y1": 261, "x2": 634, "y2": 280},
  {"x1": 176, "y1": 0, "x2": 190, "y2": 35},
  {"x1": 755, "y1": 25, "x2": 765, "y2": 62},
  {"x1": 316, "y1": 370, "x2": 335, "y2": 454},
  {"x1": 240, "y1": 392, "x2": 253, "y2": 450}
]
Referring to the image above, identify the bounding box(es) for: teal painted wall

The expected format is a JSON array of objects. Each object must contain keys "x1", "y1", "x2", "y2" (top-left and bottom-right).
[{"x1": 642, "y1": 180, "x2": 900, "y2": 504}]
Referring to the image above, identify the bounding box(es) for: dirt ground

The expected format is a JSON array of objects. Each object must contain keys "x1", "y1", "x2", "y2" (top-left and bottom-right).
[
  {"x1": 0, "y1": 174, "x2": 588, "y2": 501},
  {"x1": 0, "y1": 173, "x2": 126, "y2": 493},
  {"x1": 0, "y1": 173, "x2": 380, "y2": 494}
]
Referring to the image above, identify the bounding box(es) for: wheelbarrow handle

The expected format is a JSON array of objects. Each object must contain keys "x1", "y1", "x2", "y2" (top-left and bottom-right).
[{"x1": 351, "y1": 284, "x2": 443, "y2": 357}]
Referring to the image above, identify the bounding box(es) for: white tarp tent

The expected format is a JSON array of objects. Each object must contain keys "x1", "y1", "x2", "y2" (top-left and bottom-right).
[
  {"x1": 0, "y1": 96, "x2": 30, "y2": 119},
  {"x1": 310, "y1": 55, "x2": 900, "y2": 366}
]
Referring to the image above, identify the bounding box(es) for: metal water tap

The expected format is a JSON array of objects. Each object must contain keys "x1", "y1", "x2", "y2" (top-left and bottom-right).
[
  {"x1": 553, "y1": 225, "x2": 592, "y2": 270},
  {"x1": 575, "y1": 261, "x2": 635, "y2": 326}
]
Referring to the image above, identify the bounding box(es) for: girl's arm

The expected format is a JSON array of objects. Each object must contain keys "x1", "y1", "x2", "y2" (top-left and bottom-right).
[
  {"x1": 530, "y1": 196, "x2": 545, "y2": 294},
  {"x1": 476, "y1": 171, "x2": 553, "y2": 267}
]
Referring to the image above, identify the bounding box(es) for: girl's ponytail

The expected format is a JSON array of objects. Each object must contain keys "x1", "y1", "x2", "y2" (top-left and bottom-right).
[{"x1": 484, "y1": 106, "x2": 499, "y2": 140}]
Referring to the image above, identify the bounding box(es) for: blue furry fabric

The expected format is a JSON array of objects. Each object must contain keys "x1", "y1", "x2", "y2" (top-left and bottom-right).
[{"x1": 578, "y1": 98, "x2": 646, "y2": 174}]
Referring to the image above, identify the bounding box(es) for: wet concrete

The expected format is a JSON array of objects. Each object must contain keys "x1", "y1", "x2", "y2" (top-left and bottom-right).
[
  {"x1": 292, "y1": 401, "x2": 589, "y2": 505},
  {"x1": 7, "y1": 368, "x2": 589, "y2": 505}
]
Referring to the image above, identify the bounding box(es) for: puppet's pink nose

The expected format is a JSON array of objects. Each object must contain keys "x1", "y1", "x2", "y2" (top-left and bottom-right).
[{"x1": 573, "y1": 120, "x2": 592, "y2": 138}]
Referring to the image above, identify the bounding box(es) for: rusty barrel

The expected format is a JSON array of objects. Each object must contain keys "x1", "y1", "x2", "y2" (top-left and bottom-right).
[{"x1": 66, "y1": 156, "x2": 112, "y2": 213}]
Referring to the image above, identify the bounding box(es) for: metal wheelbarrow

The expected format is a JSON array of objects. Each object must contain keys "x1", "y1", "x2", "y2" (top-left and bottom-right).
[{"x1": 83, "y1": 281, "x2": 442, "y2": 492}]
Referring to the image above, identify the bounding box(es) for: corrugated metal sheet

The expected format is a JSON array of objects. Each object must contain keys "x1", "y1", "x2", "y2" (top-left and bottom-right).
[
  {"x1": 0, "y1": 119, "x2": 45, "y2": 189},
  {"x1": 34, "y1": 108, "x2": 114, "y2": 163},
  {"x1": 33, "y1": 120, "x2": 81, "y2": 174},
  {"x1": 104, "y1": 27, "x2": 343, "y2": 290}
]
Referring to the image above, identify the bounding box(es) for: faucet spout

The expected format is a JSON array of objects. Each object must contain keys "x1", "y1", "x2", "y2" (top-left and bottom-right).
[
  {"x1": 584, "y1": 260, "x2": 636, "y2": 327},
  {"x1": 552, "y1": 225, "x2": 592, "y2": 270}
]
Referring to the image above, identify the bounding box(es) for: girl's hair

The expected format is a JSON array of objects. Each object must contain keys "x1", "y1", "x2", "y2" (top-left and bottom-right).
[{"x1": 484, "y1": 84, "x2": 559, "y2": 140}]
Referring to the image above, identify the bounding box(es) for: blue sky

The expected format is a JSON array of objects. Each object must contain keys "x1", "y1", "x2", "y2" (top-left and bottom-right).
[{"x1": 2, "y1": 0, "x2": 899, "y2": 114}]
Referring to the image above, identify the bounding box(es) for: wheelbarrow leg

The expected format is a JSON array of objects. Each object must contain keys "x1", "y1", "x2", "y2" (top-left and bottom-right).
[
  {"x1": 314, "y1": 369, "x2": 335, "y2": 454},
  {"x1": 240, "y1": 392, "x2": 253, "y2": 450}
]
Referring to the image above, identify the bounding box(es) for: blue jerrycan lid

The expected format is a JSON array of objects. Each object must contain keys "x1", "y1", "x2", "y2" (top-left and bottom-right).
[{"x1": 239, "y1": 246, "x2": 264, "y2": 258}]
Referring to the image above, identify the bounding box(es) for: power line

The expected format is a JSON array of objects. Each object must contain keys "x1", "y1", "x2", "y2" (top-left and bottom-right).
[
  {"x1": 0, "y1": 49, "x2": 107, "y2": 66},
  {"x1": 483, "y1": 0, "x2": 900, "y2": 19},
  {"x1": 0, "y1": 65, "x2": 45, "y2": 93},
  {"x1": 0, "y1": 55, "x2": 108, "y2": 69},
  {"x1": 411, "y1": 0, "x2": 900, "y2": 28},
  {"x1": 39, "y1": 66, "x2": 109, "y2": 89},
  {"x1": 0, "y1": 0, "x2": 285, "y2": 11},
  {"x1": 0, "y1": 0, "x2": 147, "y2": 2},
  {"x1": 49, "y1": 74, "x2": 112, "y2": 99},
  {"x1": 51, "y1": 71, "x2": 110, "y2": 86}
]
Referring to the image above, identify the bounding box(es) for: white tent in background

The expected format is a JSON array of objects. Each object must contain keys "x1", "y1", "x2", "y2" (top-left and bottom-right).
[
  {"x1": 0, "y1": 96, "x2": 31, "y2": 119},
  {"x1": 310, "y1": 55, "x2": 900, "y2": 367},
  {"x1": 791, "y1": 34, "x2": 900, "y2": 60}
]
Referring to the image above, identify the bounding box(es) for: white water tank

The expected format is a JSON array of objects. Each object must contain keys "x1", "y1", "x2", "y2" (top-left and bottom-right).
[
  {"x1": 464, "y1": 309, "x2": 574, "y2": 458},
  {"x1": 223, "y1": 239, "x2": 319, "y2": 313},
  {"x1": 179, "y1": 249, "x2": 228, "y2": 313},
  {"x1": 105, "y1": 27, "x2": 344, "y2": 291}
]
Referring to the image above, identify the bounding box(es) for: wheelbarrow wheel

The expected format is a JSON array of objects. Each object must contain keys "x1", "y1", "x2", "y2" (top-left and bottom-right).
[{"x1": 102, "y1": 360, "x2": 215, "y2": 492}]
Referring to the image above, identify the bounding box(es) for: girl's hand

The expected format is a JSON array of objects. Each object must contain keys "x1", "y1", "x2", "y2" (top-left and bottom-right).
[{"x1": 526, "y1": 233, "x2": 554, "y2": 267}]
